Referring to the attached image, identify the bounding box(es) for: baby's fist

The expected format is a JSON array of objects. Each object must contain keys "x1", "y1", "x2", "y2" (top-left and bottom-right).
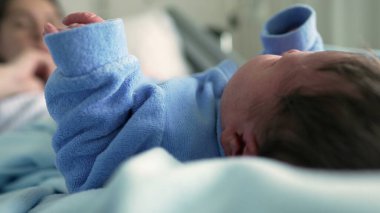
[
  {"x1": 44, "y1": 12, "x2": 104, "y2": 35},
  {"x1": 63, "y1": 12, "x2": 104, "y2": 26}
]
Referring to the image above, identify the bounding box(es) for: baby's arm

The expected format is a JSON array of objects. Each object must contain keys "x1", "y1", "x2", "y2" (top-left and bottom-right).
[{"x1": 44, "y1": 13, "x2": 163, "y2": 193}]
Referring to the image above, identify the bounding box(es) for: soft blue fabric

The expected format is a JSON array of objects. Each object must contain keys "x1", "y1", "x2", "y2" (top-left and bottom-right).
[
  {"x1": 1, "y1": 143, "x2": 380, "y2": 213},
  {"x1": 1, "y1": 126, "x2": 380, "y2": 213},
  {"x1": 261, "y1": 4, "x2": 323, "y2": 54},
  {"x1": 0, "y1": 118, "x2": 67, "y2": 213},
  {"x1": 0, "y1": 118, "x2": 58, "y2": 192},
  {"x1": 30, "y1": 149, "x2": 380, "y2": 213},
  {"x1": 44, "y1": 5, "x2": 323, "y2": 193}
]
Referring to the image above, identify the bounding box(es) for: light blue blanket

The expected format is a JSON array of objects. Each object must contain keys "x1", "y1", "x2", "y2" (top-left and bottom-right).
[
  {"x1": 1, "y1": 119, "x2": 380, "y2": 213},
  {"x1": 0, "y1": 118, "x2": 66, "y2": 213}
]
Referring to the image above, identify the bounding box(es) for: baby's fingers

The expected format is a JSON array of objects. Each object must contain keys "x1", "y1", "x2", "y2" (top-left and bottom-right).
[
  {"x1": 63, "y1": 12, "x2": 104, "y2": 26},
  {"x1": 43, "y1": 22, "x2": 59, "y2": 35},
  {"x1": 43, "y1": 12, "x2": 104, "y2": 35}
]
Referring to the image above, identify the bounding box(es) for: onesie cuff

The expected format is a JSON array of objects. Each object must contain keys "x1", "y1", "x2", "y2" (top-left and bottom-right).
[
  {"x1": 44, "y1": 19, "x2": 128, "y2": 77},
  {"x1": 218, "y1": 59, "x2": 239, "y2": 80},
  {"x1": 261, "y1": 5, "x2": 323, "y2": 55}
]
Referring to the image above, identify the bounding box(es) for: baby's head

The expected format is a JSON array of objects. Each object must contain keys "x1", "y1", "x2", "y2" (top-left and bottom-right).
[{"x1": 221, "y1": 50, "x2": 380, "y2": 169}]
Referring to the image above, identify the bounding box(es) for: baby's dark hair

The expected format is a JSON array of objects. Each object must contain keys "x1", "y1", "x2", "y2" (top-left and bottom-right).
[
  {"x1": 258, "y1": 52, "x2": 380, "y2": 169},
  {"x1": 0, "y1": 0, "x2": 63, "y2": 22}
]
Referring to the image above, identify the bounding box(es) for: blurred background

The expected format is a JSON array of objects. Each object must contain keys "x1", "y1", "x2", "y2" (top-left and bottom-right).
[{"x1": 59, "y1": 0, "x2": 380, "y2": 60}]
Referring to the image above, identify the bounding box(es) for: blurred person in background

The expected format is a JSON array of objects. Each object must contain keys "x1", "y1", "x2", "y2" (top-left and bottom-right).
[{"x1": 0, "y1": 0, "x2": 62, "y2": 132}]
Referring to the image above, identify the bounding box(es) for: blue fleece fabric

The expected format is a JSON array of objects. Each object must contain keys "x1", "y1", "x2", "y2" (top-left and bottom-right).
[
  {"x1": 261, "y1": 4, "x2": 323, "y2": 54},
  {"x1": 44, "y1": 5, "x2": 323, "y2": 193}
]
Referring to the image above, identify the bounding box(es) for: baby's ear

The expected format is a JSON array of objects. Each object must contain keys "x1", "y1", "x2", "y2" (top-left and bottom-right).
[
  {"x1": 242, "y1": 133, "x2": 259, "y2": 156},
  {"x1": 43, "y1": 22, "x2": 59, "y2": 35}
]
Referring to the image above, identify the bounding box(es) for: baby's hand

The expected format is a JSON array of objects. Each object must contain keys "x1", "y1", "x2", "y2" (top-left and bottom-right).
[{"x1": 44, "y1": 12, "x2": 104, "y2": 35}]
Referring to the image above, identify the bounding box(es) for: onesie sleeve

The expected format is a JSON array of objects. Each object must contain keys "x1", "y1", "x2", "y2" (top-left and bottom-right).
[
  {"x1": 45, "y1": 19, "x2": 129, "y2": 77},
  {"x1": 261, "y1": 4, "x2": 324, "y2": 55},
  {"x1": 44, "y1": 19, "x2": 165, "y2": 193}
]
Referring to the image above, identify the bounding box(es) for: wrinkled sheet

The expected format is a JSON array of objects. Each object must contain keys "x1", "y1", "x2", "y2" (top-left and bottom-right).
[{"x1": 1, "y1": 119, "x2": 380, "y2": 213}]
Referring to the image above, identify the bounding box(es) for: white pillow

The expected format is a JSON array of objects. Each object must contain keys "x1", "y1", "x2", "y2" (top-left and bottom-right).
[{"x1": 123, "y1": 9, "x2": 191, "y2": 80}]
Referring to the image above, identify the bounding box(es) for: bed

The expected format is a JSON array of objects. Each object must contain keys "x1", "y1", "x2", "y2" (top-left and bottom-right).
[
  {"x1": 1, "y1": 118, "x2": 380, "y2": 213},
  {"x1": 1, "y1": 7, "x2": 380, "y2": 213}
]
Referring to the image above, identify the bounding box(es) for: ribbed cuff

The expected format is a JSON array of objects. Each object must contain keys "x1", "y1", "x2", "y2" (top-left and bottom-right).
[
  {"x1": 261, "y1": 5, "x2": 323, "y2": 55},
  {"x1": 44, "y1": 19, "x2": 128, "y2": 77}
]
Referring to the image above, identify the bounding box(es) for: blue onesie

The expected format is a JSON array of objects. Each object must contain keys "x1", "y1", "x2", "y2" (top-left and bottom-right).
[{"x1": 45, "y1": 5, "x2": 323, "y2": 193}]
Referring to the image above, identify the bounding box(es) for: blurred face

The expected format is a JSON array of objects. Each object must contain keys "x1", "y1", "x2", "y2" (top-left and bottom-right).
[
  {"x1": 0, "y1": 0, "x2": 61, "y2": 61},
  {"x1": 220, "y1": 50, "x2": 358, "y2": 156}
]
